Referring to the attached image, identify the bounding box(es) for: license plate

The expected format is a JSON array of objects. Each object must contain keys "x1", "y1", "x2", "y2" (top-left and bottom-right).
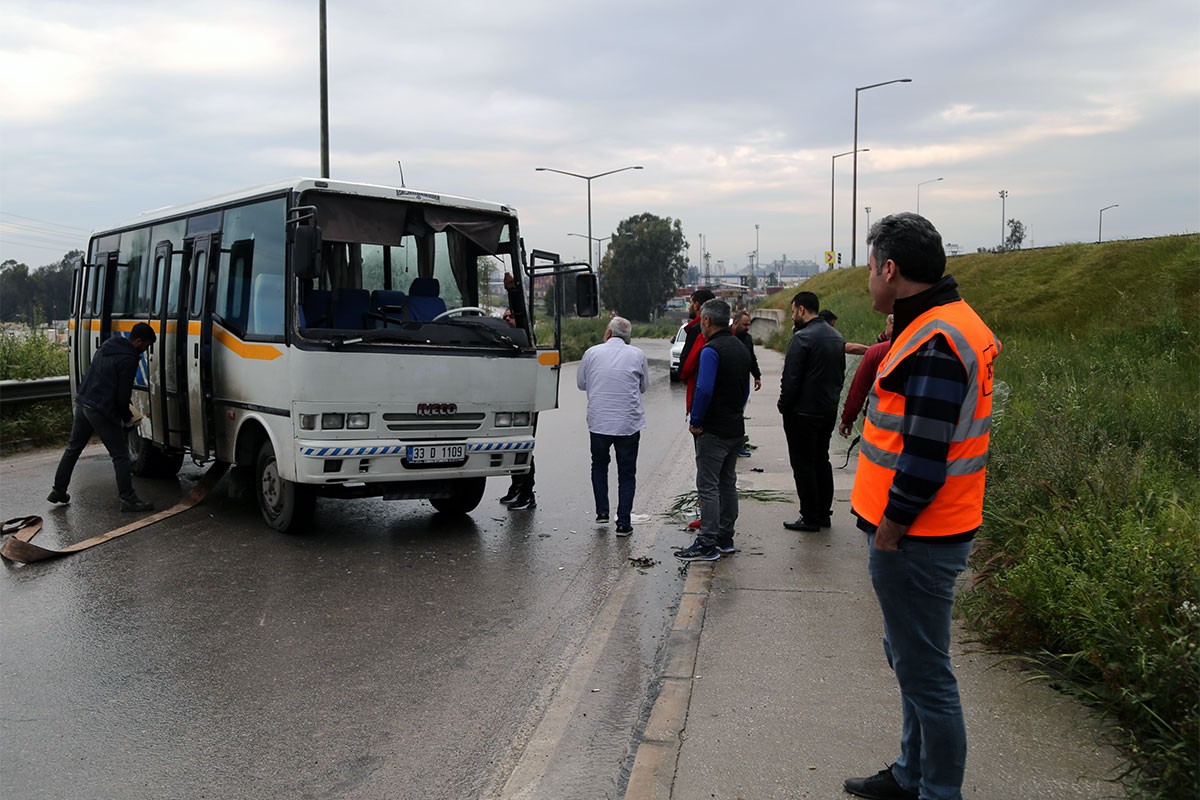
[{"x1": 406, "y1": 444, "x2": 465, "y2": 464}]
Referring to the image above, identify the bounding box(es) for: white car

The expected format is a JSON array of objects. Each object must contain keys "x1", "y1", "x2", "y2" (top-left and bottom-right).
[{"x1": 669, "y1": 323, "x2": 688, "y2": 382}]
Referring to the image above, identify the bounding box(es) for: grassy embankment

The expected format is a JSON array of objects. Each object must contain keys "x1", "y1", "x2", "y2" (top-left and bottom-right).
[
  {"x1": 0, "y1": 332, "x2": 72, "y2": 450},
  {"x1": 759, "y1": 235, "x2": 1199, "y2": 799}
]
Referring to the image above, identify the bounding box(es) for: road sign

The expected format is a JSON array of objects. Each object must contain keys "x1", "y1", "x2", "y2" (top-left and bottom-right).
[{"x1": 824, "y1": 251, "x2": 835, "y2": 265}]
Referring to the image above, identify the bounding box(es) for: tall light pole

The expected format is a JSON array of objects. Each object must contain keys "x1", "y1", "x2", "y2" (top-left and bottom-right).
[
  {"x1": 753, "y1": 223, "x2": 760, "y2": 290},
  {"x1": 852, "y1": 78, "x2": 911, "y2": 267},
  {"x1": 832, "y1": 148, "x2": 869, "y2": 262},
  {"x1": 916, "y1": 177, "x2": 943, "y2": 214},
  {"x1": 998, "y1": 189, "x2": 1008, "y2": 248},
  {"x1": 534, "y1": 165, "x2": 643, "y2": 270},
  {"x1": 568, "y1": 233, "x2": 611, "y2": 265},
  {"x1": 865, "y1": 206, "x2": 872, "y2": 232},
  {"x1": 1098, "y1": 204, "x2": 1119, "y2": 243},
  {"x1": 318, "y1": 0, "x2": 330, "y2": 178}
]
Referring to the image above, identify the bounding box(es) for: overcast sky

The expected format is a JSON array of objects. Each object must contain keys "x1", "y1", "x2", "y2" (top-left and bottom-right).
[{"x1": 2, "y1": 0, "x2": 1198, "y2": 275}]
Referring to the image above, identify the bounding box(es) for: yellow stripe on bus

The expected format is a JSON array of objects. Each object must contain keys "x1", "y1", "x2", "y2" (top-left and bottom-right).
[
  {"x1": 538, "y1": 351, "x2": 560, "y2": 366},
  {"x1": 213, "y1": 324, "x2": 283, "y2": 361}
]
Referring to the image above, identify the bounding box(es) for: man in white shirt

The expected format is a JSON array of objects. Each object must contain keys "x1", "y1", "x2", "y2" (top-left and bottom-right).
[{"x1": 577, "y1": 317, "x2": 650, "y2": 536}]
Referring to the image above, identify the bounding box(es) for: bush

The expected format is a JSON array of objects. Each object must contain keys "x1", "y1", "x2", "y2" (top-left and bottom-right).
[
  {"x1": 0, "y1": 329, "x2": 68, "y2": 380},
  {"x1": 0, "y1": 329, "x2": 73, "y2": 447}
]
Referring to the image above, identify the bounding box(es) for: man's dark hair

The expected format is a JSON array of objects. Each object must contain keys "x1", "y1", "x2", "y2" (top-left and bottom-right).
[
  {"x1": 130, "y1": 322, "x2": 157, "y2": 343},
  {"x1": 691, "y1": 288, "x2": 716, "y2": 305},
  {"x1": 866, "y1": 212, "x2": 946, "y2": 284},
  {"x1": 699, "y1": 298, "x2": 730, "y2": 328},
  {"x1": 791, "y1": 291, "x2": 819, "y2": 313},
  {"x1": 818, "y1": 309, "x2": 837, "y2": 324}
]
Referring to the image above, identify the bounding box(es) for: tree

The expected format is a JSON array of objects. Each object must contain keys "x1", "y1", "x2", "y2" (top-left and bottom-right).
[
  {"x1": 0, "y1": 250, "x2": 80, "y2": 324},
  {"x1": 600, "y1": 213, "x2": 688, "y2": 321},
  {"x1": 1004, "y1": 218, "x2": 1026, "y2": 251}
]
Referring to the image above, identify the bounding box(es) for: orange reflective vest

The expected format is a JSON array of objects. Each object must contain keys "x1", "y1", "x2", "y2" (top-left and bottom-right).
[{"x1": 850, "y1": 299, "x2": 1000, "y2": 537}]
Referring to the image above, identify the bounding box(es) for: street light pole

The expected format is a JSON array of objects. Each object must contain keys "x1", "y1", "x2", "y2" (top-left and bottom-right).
[
  {"x1": 318, "y1": 0, "x2": 330, "y2": 178},
  {"x1": 852, "y1": 78, "x2": 911, "y2": 267},
  {"x1": 568, "y1": 233, "x2": 611, "y2": 265},
  {"x1": 1098, "y1": 204, "x2": 1119, "y2": 243},
  {"x1": 534, "y1": 165, "x2": 644, "y2": 270},
  {"x1": 832, "y1": 148, "x2": 869, "y2": 262},
  {"x1": 916, "y1": 177, "x2": 943, "y2": 214},
  {"x1": 998, "y1": 189, "x2": 1008, "y2": 248},
  {"x1": 865, "y1": 206, "x2": 872, "y2": 235},
  {"x1": 754, "y1": 224, "x2": 759, "y2": 290}
]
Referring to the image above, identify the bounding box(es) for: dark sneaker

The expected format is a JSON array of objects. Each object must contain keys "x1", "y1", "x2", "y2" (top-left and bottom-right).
[
  {"x1": 783, "y1": 517, "x2": 821, "y2": 532},
  {"x1": 715, "y1": 539, "x2": 736, "y2": 554},
  {"x1": 737, "y1": 448, "x2": 751, "y2": 458},
  {"x1": 615, "y1": 523, "x2": 633, "y2": 537},
  {"x1": 47, "y1": 489, "x2": 71, "y2": 504},
  {"x1": 596, "y1": 513, "x2": 610, "y2": 524},
  {"x1": 674, "y1": 541, "x2": 720, "y2": 561},
  {"x1": 121, "y1": 498, "x2": 154, "y2": 513},
  {"x1": 498, "y1": 486, "x2": 521, "y2": 504},
  {"x1": 507, "y1": 494, "x2": 536, "y2": 510},
  {"x1": 843, "y1": 765, "x2": 918, "y2": 800}
]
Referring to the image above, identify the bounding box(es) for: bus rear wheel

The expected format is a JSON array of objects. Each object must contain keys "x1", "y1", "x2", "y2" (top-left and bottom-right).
[
  {"x1": 255, "y1": 439, "x2": 316, "y2": 533},
  {"x1": 429, "y1": 477, "x2": 486, "y2": 515},
  {"x1": 128, "y1": 431, "x2": 184, "y2": 478}
]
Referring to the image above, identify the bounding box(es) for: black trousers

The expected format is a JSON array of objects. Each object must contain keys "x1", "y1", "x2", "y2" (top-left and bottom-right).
[
  {"x1": 53, "y1": 404, "x2": 138, "y2": 503},
  {"x1": 782, "y1": 411, "x2": 836, "y2": 523}
]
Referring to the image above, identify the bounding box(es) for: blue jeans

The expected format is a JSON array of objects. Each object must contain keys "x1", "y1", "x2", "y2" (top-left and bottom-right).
[
  {"x1": 693, "y1": 432, "x2": 741, "y2": 547},
  {"x1": 590, "y1": 431, "x2": 640, "y2": 526},
  {"x1": 868, "y1": 535, "x2": 974, "y2": 800}
]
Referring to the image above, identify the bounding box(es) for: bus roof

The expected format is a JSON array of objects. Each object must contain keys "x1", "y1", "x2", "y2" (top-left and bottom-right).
[{"x1": 92, "y1": 177, "x2": 517, "y2": 239}]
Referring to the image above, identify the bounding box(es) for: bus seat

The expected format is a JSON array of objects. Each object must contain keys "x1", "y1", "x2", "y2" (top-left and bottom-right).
[
  {"x1": 407, "y1": 277, "x2": 447, "y2": 321},
  {"x1": 304, "y1": 289, "x2": 333, "y2": 327},
  {"x1": 332, "y1": 288, "x2": 371, "y2": 329},
  {"x1": 370, "y1": 289, "x2": 407, "y2": 327},
  {"x1": 249, "y1": 273, "x2": 285, "y2": 335}
]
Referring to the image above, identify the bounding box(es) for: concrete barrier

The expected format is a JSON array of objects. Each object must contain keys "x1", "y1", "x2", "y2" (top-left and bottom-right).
[{"x1": 748, "y1": 308, "x2": 785, "y2": 341}]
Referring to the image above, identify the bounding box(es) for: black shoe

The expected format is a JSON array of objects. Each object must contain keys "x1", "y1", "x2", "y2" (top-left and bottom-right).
[
  {"x1": 818, "y1": 517, "x2": 832, "y2": 529},
  {"x1": 615, "y1": 523, "x2": 633, "y2": 537},
  {"x1": 507, "y1": 494, "x2": 536, "y2": 510},
  {"x1": 596, "y1": 513, "x2": 610, "y2": 524},
  {"x1": 121, "y1": 498, "x2": 154, "y2": 513},
  {"x1": 674, "y1": 541, "x2": 720, "y2": 561},
  {"x1": 47, "y1": 489, "x2": 71, "y2": 504},
  {"x1": 783, "y1": 517, "x2": 821, "y2": 532},
  {"x1": 715, "y1": 539, "x2": 737, "y2": 554},
  {"x1": 498, "y1": 486, "x2": 521, "y2": 504},
  {"x1": 843, "y1": 765, "x2": 918, "y2": 800}
]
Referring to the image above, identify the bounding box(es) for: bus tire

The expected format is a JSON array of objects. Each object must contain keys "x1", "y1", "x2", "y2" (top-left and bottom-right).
[
  {"x1": 429, "y1": 477, "x2": 486, "y2": 515},
  {"x1": 255, "y1": 439, "x2": 316, "y2": 533},
  {"x1": 127, "y1": 431, "x2": 184, "y2": 478}
]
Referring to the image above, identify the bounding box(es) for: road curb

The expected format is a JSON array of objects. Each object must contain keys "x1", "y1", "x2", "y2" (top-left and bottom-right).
[{"x1": 624, "y1": 560, "x2": 713, "y2": 800}]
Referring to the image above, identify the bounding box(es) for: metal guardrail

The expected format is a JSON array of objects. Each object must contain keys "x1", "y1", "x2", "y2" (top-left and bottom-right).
[{"x1": 0, "y1": 376, "x2": 71, "y2": 407}]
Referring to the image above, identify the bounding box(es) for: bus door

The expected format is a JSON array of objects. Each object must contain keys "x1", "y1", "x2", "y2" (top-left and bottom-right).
[
  {"x1": 150, "y1": 240, "x2": 190, "y2": 451},
  {"x1": 74, "y1": 251, "x2": 116, "y2": 393},
  {"x1": 185, "y1": 233, "x2": 217, "y2": 458}
]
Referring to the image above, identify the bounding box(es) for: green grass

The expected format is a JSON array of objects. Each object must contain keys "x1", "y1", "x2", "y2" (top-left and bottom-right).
[
  {"x1": 0, "y1": 330, "x2": 73, "y2": 449},
  {"x1": 537, "y1": 317, "x2": 679, "y2": 362},
  {"x1": 766, "y1": 235, "x2": 1200, "y2": 799}
]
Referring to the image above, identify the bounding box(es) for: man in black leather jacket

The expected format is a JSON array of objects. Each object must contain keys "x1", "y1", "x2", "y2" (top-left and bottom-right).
[{"x1": 778, "y1": 292, "x2": 845, "y2": 531}]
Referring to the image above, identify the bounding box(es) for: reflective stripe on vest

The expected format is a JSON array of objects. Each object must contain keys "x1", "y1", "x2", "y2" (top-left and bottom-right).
[{"x1": 850, "y1": 299, "x2": 999, "y2": 536}]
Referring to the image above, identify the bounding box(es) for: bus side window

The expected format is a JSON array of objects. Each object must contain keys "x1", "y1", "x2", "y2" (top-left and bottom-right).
[{"x1": 219, "y1": 239, "x2": 254, "y2": 333}]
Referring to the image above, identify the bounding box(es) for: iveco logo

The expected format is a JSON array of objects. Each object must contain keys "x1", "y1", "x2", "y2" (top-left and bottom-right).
[{"x1": 417, "y1": 403, "x2": 457, "y2": 416}]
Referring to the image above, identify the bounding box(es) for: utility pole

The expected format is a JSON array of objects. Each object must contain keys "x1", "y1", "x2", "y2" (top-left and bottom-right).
[{"x1": 319, "y1": 0, "x2": 330, "y2": 178}]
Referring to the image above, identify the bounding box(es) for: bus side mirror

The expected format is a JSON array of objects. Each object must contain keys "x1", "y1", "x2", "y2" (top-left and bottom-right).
[
  {"x1": 575, "y1": 273, "x2": 599, "y2": 317},
  {"x1": 292, "y1": 225, "x2": 322, "y2": 280}
]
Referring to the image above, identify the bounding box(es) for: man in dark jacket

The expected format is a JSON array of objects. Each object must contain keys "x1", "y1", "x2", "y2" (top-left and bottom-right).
[
  {"x1": 49, "y1": 322, "x2": 156, "y2": 512},
  {"x1": 675, "y1": 299, "x2": 751, "y2": 561},
  {"x1": 497, "y1": 272, "x2": 538, "y2": 510},
  {"x1": 778, "y1": 291, "x2": 845, "y2": 531}
]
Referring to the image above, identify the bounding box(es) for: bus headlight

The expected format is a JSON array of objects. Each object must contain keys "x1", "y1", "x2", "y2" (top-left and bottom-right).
[
  {"x1": 300, "y1": 414, "x2": 318, "y2": 430},
  {"x1": 321, "y1": 413, "x2": 346, "y2": 429},
  {"x1": 495, "y1": 412, "x2": 512, "y2": 427},
  {"x1": 346, "y1": 413, "x2": 370, "y2": 429},
  {"x1": 512, "y1": 412, "x2": 531, "y2": 427}
]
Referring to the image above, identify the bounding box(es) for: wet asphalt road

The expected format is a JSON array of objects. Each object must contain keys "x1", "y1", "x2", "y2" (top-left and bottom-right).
[{"x1": 0, "y1": 338, "x2": 698, "y2": 800}]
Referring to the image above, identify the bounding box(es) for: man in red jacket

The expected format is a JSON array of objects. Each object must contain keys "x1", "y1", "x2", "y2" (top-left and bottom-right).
[
  {"x1": 678, "y1": 289, "x2": 716, "y2": 414},
  {"x1": 839, "y1": 314, "x2": 893, "y2": 438}
]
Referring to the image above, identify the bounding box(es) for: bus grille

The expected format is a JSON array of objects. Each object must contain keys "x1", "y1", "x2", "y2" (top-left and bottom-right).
[{"x1": 382, "y1": 412, "x2": 486, "y2": 433}]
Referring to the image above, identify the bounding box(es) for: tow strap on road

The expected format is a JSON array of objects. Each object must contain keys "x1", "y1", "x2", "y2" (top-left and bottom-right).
[{"x1": 1, "y1": 461, "x2": 229, "y2": 564}]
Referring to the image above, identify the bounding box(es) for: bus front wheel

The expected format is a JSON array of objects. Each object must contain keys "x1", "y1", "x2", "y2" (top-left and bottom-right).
[
  {"x1": 429, "y1": 477, "x2": 486, "y2": 515},
  {"x1": 255, "y1": 439, "x2": 316, "y2": 533}
]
